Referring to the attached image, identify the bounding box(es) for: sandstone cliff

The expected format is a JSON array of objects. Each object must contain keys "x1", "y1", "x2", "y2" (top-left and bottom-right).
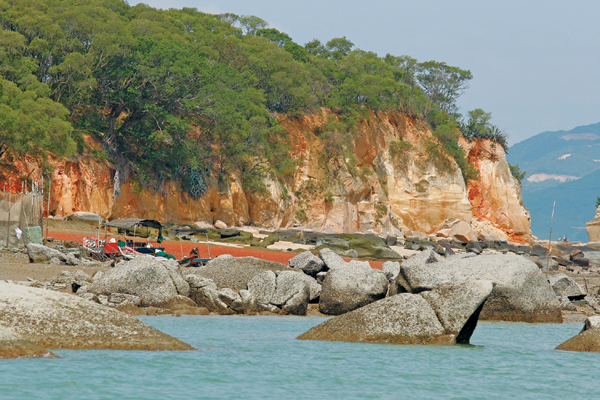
[{"x1": 1, "y1": 110, "x2": 532, "y2": 243}]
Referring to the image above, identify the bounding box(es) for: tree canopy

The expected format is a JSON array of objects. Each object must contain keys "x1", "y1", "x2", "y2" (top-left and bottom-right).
[{"x1": 0, "y1": 0, "x2": 506, "y2": 195}]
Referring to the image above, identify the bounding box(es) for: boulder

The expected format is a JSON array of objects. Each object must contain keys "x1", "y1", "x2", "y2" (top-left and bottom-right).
[
  {"x1": 109, "y1": 293, "x2": 142, "y2": 306},
  {"x1": 0, "y1": 325, "x2": 57, "y2": 359},
  {"x1": 318, "y1": 248, "x2": 347, "y2": 270},
  {"x1": 270, "y1": 271, "x2": 310, "y2": 315},
  {"x1": 191, "y1": 256, "x2": 290, "y2": 290},
  {"x1": 189, "y1": 287, "x2": 232, "y2": 315},
  {"x1": 548, "y1": 273, "x2": 586, "y2": 300},
  {"x1": 319, "y1": 261, "x2": 389, "y2": 315},
  {"x1": 289, "y1": 251, "x2": 326, "y2": 277},
  {"x1": 449, "y1": 221, "x2": 477, "y2": 243},
  {"x1": 214, "y1": 220, "x2": 228, "y2": 229},
  {"x1": 66, "y1": 211, "x2": 105, "y2": 224},
  {"x1": 299, "y1": 274, "x2": 322, "y2": 302},
  {"x1": 557, "y1": 316, "x2": 600, "y2": 352},
  {"x1": 161, "y1": 259, "x2": 190, "y2": 297},
  {"x1": 420, "y1": 280, "x2": 494, "y2": 342},
  {"x1": 26, "y1": 243, "x2": 66, "y2": 263},
  {"x1": 382, "y1": 261, "x2": 401, "y2": 281},
  {"x1": 247, "y1": 270, "x2": 277, "y2": 304},
  {"x1": 299, "y1": 294, "x2": 449, "y2": 344},
  {"x1": 386, "y1": 235, "x2": 397, "y2": 246},
  {"x1": 406, "y1": 230, "x2": 427, "y2": 240},
  {"x1": 0, "y1": 281, "x2": 193, "y2": 351},
  {"x1": 558, "y1": 296, "x2": 577, "y2": 311},
  {"x1": 399, "y1": 252, "x2": 562, "y2": 323},
  {"x1": 220, "y1": 228, "x2": 240, "y2": 238},
  {"x1": 88, "y1": 256, "x2": 179, "y2": 306}
]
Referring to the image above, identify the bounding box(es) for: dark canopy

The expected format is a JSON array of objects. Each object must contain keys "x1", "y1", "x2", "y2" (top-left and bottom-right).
[{"x1": 104, "y1": 218, "x2": 162, "y2": 230}]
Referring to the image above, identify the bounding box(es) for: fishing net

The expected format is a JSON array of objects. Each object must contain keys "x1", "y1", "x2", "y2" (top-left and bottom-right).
[{"x1": 0, "y1": 192, "x2": 43, "y2": 249}]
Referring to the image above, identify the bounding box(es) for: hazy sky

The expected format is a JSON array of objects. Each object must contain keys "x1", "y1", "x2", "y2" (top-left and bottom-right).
[{"x1": 131, "y1": 0, "x2": 600, "y2": 145}]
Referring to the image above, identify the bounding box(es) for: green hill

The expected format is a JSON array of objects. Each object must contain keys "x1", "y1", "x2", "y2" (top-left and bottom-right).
[{"x1": 508, "y1": 122, "x2": 600, "y2": 241}]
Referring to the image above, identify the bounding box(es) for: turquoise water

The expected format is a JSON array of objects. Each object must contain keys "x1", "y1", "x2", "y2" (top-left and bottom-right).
[{"x1": 0, "y1": 316, "x2": 597, "y2": 399}]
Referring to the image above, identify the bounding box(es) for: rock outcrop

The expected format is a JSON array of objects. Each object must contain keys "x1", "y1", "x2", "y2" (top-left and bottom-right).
[
  {"x1": 5, "y1": 110, "x2": 531, "y2": 243},
  {"x1": 396, "y1": 251, "x2": 562, "y2": 322},
  {"x1": 0, "y1": 281, "x2": 193, "y2": 351},
  {"x1": 298, "y1": 280, "x2": 493, "y2": 345},
  {"x1": 587, "y1": 206, "x2": 600, "y2": 242}
]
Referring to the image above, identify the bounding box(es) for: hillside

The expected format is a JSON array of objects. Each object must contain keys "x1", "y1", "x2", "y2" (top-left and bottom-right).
[
  {"x1": 508, "y1": 122, "x2": 600, "y2": 241},
  {"x1": 0, "y1": 1, "x2": 530, "y2": 242}
]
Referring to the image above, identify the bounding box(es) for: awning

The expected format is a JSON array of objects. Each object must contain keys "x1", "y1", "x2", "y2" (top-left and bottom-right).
[{"x1": 104, "y1": 218, "x2": 162, "y2": 230}]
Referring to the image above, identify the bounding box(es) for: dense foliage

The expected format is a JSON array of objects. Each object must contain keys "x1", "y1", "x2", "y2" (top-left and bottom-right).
[{"x1": 0, "y1": 0, "x2": 510, "y2": 193}]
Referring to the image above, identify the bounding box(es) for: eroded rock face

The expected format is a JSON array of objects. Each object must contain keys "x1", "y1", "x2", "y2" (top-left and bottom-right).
[
  {"x1": 0, "y1": 282, "x2": 193, "y2": 351},
  {"x1": 319, "y1": 261, "x2": 389, "y2": 315},
  {"x1": 399, "y1": 252, "x2": 562, "y2": 323},
  {"x1": 7, "y1": 111, "x2": 531, "y2": 242},
  {"x1": 88, "y1": 256, "x2": 180, "y2": 306}
]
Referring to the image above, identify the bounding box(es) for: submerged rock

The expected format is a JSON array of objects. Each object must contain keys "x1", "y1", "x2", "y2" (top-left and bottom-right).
[
  {"x1": 0, "y1": 282, "x2": 193, "y2": 351},
  {"x1": 0, "y1": 325, "x2": 57, "y2": 359},
  {"x1": 557, "y1": 316, "x2": 600, "y2": 353}
]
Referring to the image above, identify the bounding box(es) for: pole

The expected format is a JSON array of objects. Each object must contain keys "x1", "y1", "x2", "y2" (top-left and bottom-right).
[
  {"x1": 546, "y1": 201, "x2": 556, "y2": 273},
  {"x1": 6, "y1": 179, "x2": 11, "y2": 248},
  {"x1": 47, "y1": 177, "x2": 51, "y2": 241},
  {"x1": 206, "y1": 232, "x2": 211, "y2": 259}
]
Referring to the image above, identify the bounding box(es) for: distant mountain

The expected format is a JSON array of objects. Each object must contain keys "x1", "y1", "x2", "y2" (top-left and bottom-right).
[{"x1": 508, "y1": 122, "x2": 600, "y2": 241}]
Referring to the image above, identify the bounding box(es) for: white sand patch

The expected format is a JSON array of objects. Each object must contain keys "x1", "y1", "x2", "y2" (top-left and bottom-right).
[
  {"x1": 527, "y1": 173, "x2": 580, "y2": 183},
  {"x1": 558, "y1": 154, "x2": 571, "y2": 160}
]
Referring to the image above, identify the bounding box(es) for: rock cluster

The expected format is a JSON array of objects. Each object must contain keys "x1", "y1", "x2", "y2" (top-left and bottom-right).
[
  {"x1": 298, "y1": 280, "x2": 494, "y2": 345},
  {"x1": 392, "y1": 250, "x2": 562, "y2": 322}
]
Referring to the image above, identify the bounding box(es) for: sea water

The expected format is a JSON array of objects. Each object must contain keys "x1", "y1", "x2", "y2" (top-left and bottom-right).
[{"x1": 0, "y1": 316, "x2": 597, "y2": 399}]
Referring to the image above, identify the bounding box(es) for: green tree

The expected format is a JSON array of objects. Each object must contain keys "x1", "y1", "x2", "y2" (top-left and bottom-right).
[
  {"x1": 0, "y1": 77, "x2": 75, "y2": 159},
  {"x1": 416, "y1": 61, "x2": 472, "y2": 114},
  {"x1": 509, "y1": 164, "x2": 526, "y2": 182}
]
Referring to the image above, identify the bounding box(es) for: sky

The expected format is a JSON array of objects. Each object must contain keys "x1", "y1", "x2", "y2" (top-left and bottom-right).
[{"x1": 131, "y1": 0, "x2": 600, "y2": 145}]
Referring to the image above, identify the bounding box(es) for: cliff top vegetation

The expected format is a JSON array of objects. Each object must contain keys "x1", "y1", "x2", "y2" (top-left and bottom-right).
[{"x1": 0, "y1": 0, "x2": 509, "y2": 195}]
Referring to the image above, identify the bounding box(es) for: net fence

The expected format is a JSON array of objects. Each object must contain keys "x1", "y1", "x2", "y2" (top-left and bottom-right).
[{"x1": 0, "y1": 191, "x2": 43, "y2": 249}]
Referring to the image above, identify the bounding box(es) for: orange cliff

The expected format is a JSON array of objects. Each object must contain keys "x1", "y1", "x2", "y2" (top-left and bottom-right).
[{"x1": 1, "y1": 110, "x2": 533, "y2": 243}]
